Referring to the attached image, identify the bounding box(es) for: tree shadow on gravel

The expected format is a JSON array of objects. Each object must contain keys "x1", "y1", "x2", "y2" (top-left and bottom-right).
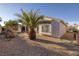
[
  {"x1": 34, "y1": 38, "x2": 79, "y2": 53},
  {"x1": 0, "y1": 35, "x2": 66, "y2": 56}
]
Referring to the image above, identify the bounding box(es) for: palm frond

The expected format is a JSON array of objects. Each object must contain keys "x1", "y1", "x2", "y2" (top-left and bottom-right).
[{"x1": 15, "y1": 9, "x2": 44, "y2": 29}]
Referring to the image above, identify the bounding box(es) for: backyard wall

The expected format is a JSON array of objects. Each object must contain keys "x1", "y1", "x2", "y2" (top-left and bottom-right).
[{"x1": 59, "y1": 22, "x2": 67, "y2": 37}]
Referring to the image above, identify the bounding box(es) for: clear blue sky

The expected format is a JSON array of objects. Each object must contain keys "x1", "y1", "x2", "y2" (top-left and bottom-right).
[{"x1": 0, "y1": 3, "x2": 79, "y2": 26}]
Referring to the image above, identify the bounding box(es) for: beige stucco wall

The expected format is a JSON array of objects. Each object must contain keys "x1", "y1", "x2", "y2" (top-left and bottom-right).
[
  {"x1": 17, "y1": 24, "x2": 22, "y2": 32},
  {"x1": 59, "y1": 22, "x2": 67, "y2": 37},
  {"x1": 18, "y1": 24, "x2": 28, "y2": 32}
]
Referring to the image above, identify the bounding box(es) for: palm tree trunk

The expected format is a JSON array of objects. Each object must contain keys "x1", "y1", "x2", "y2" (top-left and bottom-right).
[
  {"x1": 29, "y1": 29, "x2": 36, "y2": 40},
  {"x1": 74, "y1": 33, "x2": 76, "y2": 40}
]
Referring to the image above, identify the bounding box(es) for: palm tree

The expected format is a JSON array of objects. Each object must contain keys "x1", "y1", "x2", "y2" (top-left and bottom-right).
[
  {"x1": 15, "y1": 9, "x2": 43, "y2": 40},
  {"x1": 3, "y1": 20, "x2": 18, "y2": 38},
  {"x1": 60, "y1": 20, "x2": 67, "y2": 26},
  {"x1": 4, "y1": 20, "x2": 18, "y2": 31}
]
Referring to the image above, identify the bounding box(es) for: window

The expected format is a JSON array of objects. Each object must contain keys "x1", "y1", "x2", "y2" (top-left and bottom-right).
[{"x1": 42, "y1": 24, "x2": 50, "y2": 33}]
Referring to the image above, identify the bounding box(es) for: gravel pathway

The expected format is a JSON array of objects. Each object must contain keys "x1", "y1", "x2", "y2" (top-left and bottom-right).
[{"x1": 0, "y1": 33, "x2": 79, "y2": 56}]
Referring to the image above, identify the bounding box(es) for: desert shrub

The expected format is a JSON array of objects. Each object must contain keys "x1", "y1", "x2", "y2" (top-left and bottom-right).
[{"x1": 1, "y1": 28, "x2": 16, "y2": 39}]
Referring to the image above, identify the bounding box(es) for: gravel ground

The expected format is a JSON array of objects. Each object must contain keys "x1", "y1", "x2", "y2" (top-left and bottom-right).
[{"x1": 0, "y1": 33, "x2": 79, "y2": 56}]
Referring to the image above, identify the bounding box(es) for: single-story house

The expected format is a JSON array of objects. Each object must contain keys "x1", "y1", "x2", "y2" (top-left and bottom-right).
[{"x1": 17, "y1": 16, "x2": 67, "y2": 38}]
